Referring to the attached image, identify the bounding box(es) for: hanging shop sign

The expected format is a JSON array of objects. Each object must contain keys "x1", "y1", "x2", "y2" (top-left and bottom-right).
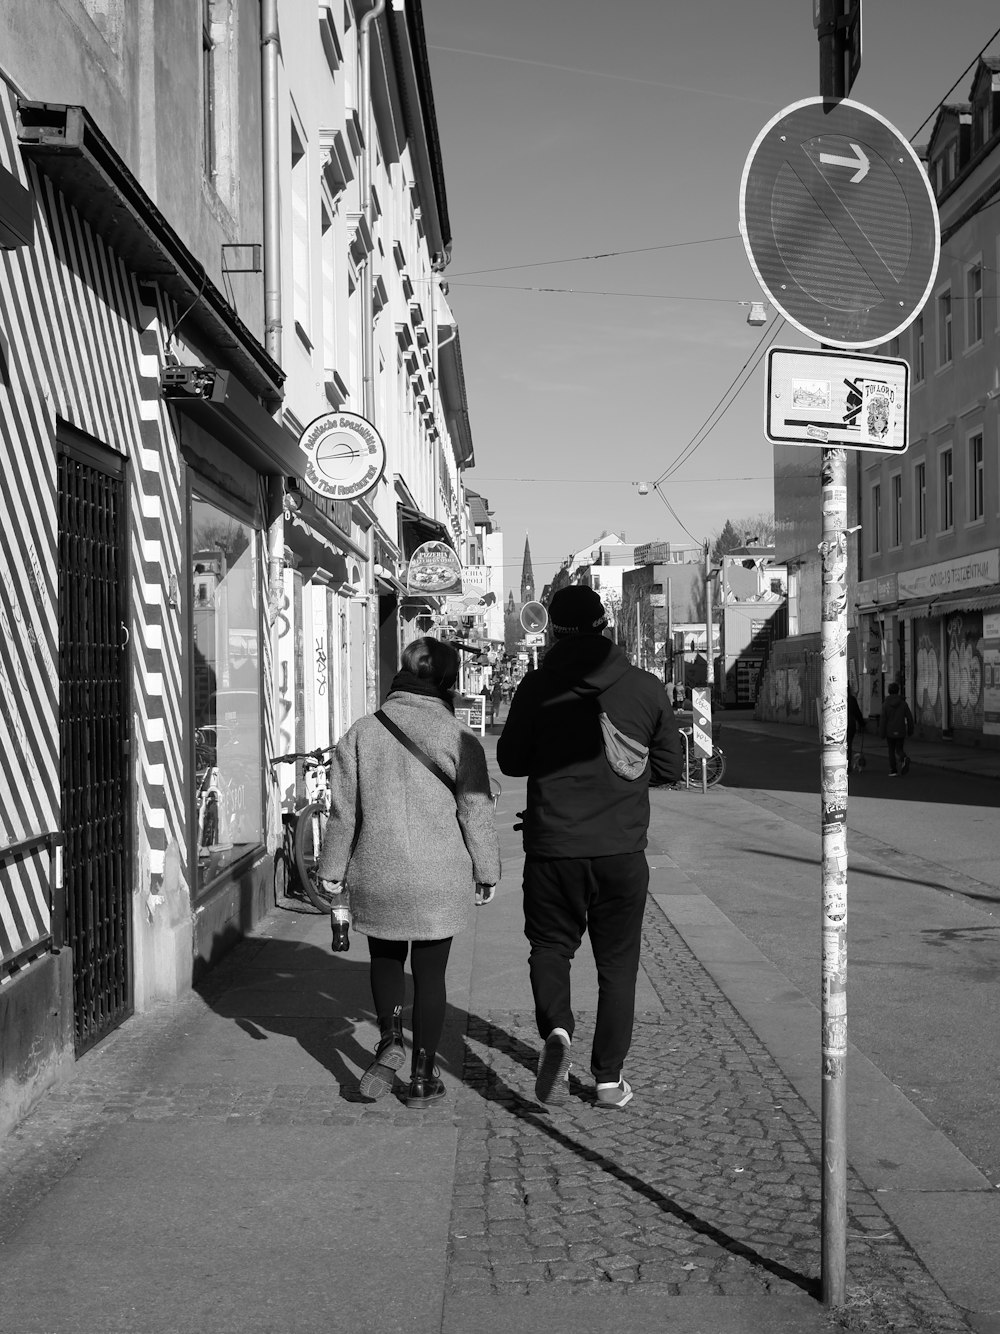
[
  {"x1": 405, "y1": 541, "x2": 463, "y2": 596},
  {"x1": 297, "y1": 411, "x2": 386, "y2": 501}
]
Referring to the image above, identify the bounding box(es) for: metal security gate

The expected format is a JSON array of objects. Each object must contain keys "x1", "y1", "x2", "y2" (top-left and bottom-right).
[{"x1": 57, "y1": 438, "x2": 132, "y2": 1054}]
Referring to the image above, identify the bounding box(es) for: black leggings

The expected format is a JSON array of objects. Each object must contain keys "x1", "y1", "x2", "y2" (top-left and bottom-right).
[{"x1": 368, "y1": 936, "x2": 453, "y2": 1060}]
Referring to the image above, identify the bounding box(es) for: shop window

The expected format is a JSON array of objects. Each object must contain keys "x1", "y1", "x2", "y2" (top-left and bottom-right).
[{"x1": 191, "y1": 494, "x2": 263, "y2": 891}]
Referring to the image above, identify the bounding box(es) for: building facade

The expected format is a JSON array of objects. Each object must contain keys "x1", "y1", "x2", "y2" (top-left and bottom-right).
[
  {"x1": 855, "y1": 58, "x2": 1000, "y2": 743},
  {"x1": 0, "y1": 0, "x2": 480, "y2": 1136},
  {"x1": 769, "y1": 54, "x2": 1000, "y2": 739}
]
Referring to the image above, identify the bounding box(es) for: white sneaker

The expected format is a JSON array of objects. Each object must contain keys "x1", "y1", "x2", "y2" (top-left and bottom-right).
[
  {"x1": 596, "y1": 1078, "x2": 633, "y2": 1109},
  {"x1": 535, "y1": 1031, "x2": 572, "y2": 1104}
]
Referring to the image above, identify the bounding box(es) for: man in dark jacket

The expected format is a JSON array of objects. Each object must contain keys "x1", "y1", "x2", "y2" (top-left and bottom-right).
[
  {"x1": 497, "y1": 585, "x2": 683, "y2": 1109},
  {"x1": 879, "y1": 680, "x2": 914, "y2": 776}
]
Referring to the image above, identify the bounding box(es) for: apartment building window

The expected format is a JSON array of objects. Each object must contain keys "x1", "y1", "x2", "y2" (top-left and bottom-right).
[
  {"x1": 914, "y1": 315, "x2": 925, "y2": 382},
  {"x1": 202, "y1": 0, "x2": 216, "y2": 180},
  {"x1": 967, "y1": 262, "x2": 984, "y2": 347},
  {"x1": 888, "y1": 336, "x2": 900, "y2": 358},
  {"x1": 321, "y1": 204, "x2": 337, "y2": 377},
  {"x1": 976, "y1": 99, "x2": 991, "y2": 152},
  {"x1": 291, "y1": 122, "x2": 311, "y2": 342},
  {"x1": 914, "y1": 460, "x2": 926, "y2": 538},
  {"x1": 969, "y1": 431, "x2": 984, "y2": 521},
  {"x1": 871, "y1": 482, "x2": 881, "y2": 554},
  {"x1": 891, "y1": 472, "x2": 902, "y2": 547},
  {"x1": 940, "y1": 448, "x2": 954, "y2": 531},
  {"x1": 938, "y1": 288, "x2": 952, "y2": 366}
]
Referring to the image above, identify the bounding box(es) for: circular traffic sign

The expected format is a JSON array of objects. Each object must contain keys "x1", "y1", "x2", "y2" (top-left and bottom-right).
[{"x1": 739, "y1": 97, "x2": 940, "y2": 349}]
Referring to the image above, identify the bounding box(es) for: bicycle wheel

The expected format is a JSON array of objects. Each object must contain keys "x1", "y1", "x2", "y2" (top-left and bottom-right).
[
  {"x1": 685, "y1": 746, "x2": 726, "y2": 788},
  {"x1": 705, "y1": 746, "x2": 726, "y2": 787},
  {"x1": 293, "y1": 803, "x2": 333, "y2": 910}
]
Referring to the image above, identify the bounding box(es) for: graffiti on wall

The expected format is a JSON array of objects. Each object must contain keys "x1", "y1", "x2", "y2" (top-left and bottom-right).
[{"x1": 946, "y1": 613, "x2": 983, "y2": 731}]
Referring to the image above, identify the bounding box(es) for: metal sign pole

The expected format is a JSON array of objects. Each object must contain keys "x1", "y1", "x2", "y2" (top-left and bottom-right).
[
  {"x1": 819, "y1": 447, "x2": 849, "y2": 1306},
  {"x1": 818, "y1": 2, "x2": 850, "y2": 1306}
]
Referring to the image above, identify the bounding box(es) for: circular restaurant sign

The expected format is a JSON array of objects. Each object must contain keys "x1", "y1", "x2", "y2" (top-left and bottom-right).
[
  {"x1": 297, "y1": 411, "x2": 386, "y2": 501},
  {"x1": 739, "y1": 97, "x2": 940, "y2": 348}
]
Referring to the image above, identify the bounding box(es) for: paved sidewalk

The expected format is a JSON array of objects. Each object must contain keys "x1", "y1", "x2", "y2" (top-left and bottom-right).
[{"x1": 0, "y1": 723, "x2": 990, "y2": 1333}]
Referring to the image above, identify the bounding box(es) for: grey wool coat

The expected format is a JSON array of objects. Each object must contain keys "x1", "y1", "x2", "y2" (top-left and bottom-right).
[{"x1": 315, "y1": 690, "x2": 502, "y2": 941}]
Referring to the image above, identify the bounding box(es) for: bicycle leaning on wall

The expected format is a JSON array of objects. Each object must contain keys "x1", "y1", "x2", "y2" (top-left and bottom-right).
[{"x1": 272, "y1": 745, "x2": 338, "y2": 910}]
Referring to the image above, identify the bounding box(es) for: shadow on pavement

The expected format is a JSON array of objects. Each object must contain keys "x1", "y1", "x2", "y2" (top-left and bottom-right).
[{"x1": 457, "y1": 1019, "x2": 822, "y2": 1301}]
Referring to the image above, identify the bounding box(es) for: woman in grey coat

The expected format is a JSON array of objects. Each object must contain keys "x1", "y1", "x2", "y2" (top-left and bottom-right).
[{"x1": 316, "y1": 637, "x2": 501, "y2": 1107}]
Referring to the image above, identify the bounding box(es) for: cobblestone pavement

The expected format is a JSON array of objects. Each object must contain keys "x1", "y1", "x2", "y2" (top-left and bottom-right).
[
  {"x1": 0, "y1": 897, "x2": 974, "y2": 1333},
  {"x1": 448, "y1": 900, "x2": 973, "y2": 1333}
]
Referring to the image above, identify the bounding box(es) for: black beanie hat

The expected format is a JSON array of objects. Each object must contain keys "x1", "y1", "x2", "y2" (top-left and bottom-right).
[{"x1": 548, "y1": 585, "x2": 608, "y2": 636}]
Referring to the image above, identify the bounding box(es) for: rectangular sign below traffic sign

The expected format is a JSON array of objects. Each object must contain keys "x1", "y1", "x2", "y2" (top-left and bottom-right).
[{"x1": 766, "y1": 347, "x2": 909, "y2": 453}]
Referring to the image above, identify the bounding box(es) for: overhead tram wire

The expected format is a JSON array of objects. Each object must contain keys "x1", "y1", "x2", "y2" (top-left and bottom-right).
[
  {"x1": 909, "y1": 21, "x2": 1000, "y2": 142},
  {"x1": 645, "y1": 22, "x2": 1000, "y2": 529},
  {"x1": 447, "y1": 235, "x2": 741, "y2": 279},
  {"x1": 652, "y1": 315, "x2": 787, "y2": 490}
]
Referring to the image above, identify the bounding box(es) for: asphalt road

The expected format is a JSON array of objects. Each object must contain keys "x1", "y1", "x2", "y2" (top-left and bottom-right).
[{"x1": 651, "y1": 720, "x2": 1000, "y2": 1190}]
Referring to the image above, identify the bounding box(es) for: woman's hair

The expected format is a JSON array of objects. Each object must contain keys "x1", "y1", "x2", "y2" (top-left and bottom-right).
[{"x1": 401, "y1": 636, "x2": 459, "y2": 690}]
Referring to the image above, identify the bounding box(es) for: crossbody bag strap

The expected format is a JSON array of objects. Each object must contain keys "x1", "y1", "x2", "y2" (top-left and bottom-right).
[{"x1": 375, "y1": 710, "x2": 457, "y2": 796}]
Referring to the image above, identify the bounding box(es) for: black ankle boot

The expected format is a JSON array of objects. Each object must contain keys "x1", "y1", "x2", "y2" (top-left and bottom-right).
[
  {"x1": 404, "y1": 1048, "x2": 445, "y2": 1108},
  {"x1": 359, "y1": 1005, "x2": 405, "y2": 1100}
]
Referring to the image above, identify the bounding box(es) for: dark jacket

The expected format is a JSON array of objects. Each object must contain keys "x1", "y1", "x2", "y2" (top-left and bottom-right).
[
  {"x1": 496, "y1": 635, "x2": 683, "y2": 858},
  {"x1": 879, "y1": 693, "x2": 913, "y2": 740}
]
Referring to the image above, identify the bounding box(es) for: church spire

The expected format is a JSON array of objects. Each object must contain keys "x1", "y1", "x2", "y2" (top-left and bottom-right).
[{"x1": 520, "y1": 535, "x2": 535, "y2": 604}]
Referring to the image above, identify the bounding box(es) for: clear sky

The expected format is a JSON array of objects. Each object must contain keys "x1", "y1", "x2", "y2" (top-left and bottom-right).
[{"x1": 421, "y1": 0, "x2": 1000, "y2": 594}]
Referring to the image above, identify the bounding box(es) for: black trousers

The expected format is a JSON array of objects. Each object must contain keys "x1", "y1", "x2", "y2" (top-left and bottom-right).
[
  {"x1": 886, "y1": 736, "x2": 908, "y2": 774},
  {"x1": 522, "y1": 852, "x2": 649, "y2": 1083},
  {"x1": 367, "y1": 936, "x2": 452, "y2": 1062}
]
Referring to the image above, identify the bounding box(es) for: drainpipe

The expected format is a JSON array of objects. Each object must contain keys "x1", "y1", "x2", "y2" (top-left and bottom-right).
[
  {"x1": 359, "y1": 0, "x2": 385, "y2": 422},
  {"x1": 261, "y1": 0, "x2": 284, "y2": 618},
  {"x1": 359, "y1": 0, "x2": 385, "y2": 712},
  {"x1": 261, "y1": 0, "x2": 281, "y2": 364}
]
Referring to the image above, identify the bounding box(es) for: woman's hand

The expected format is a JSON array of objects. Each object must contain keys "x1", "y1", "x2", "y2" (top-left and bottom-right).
[
  {"x1": 475, "y1": 883, "x2": 496, "y2": 906},
  {"x1": 318, "y1": 879, "x2": 343, "y2": 895}
]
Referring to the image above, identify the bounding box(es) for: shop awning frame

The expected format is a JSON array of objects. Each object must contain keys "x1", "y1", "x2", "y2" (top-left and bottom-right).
[
  {"x1": 399, "y1": 503, "x2": 455, "y2": 555},
  {"x1": 285, "y1": 510, "x2": 358, "y2": 587},
  {"x1": 897, "y1": 585, "x2": 1000, "y2": 618},
  {"x1": 161, "y1": 364, "x2": 301, "y2": 477}
]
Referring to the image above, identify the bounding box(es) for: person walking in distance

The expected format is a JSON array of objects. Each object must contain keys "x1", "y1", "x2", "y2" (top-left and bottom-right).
[
  {"x1": 879, "y1": 680, "x2": 914, "y2": 777},
  {"x1": 846, "y1": 681, "x2": 866, "y2": 771},
  {"x1": 316, "y1": 637, "x2": 500, "y2": 1107},
  {"x1": 497, "y1": 585, "x2": 683, "y2": 1109}
]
